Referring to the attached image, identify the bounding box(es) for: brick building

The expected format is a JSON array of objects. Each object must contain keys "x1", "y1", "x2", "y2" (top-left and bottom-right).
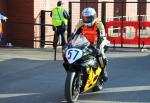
[{"x1": 0, "y1": 0, "x2": 149, "y2": 48}]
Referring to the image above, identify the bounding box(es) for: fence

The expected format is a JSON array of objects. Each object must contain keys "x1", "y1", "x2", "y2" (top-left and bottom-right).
[
  {"x1": 0, "y1": 10, "x2": 54, "y2": 48},
  {"x1": 1, "y1": 1, "x2": 150, "y2": 60},
  {"x1": 2, "y1": 2, "x2": 150, "y2": 49}
]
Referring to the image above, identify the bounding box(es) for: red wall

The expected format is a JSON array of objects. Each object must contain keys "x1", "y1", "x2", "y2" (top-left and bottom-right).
[
  {"x1": 7, "y1": 0, "x2": 34, "y2": 47},
  {"x1": 0, "y1": 0, "x2": 7, "y2": 14}
]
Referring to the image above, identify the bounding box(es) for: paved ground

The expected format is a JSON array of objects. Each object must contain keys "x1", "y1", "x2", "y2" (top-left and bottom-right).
[{"x1": 0, "y1": 47, "x2": 150, "y2": 103}]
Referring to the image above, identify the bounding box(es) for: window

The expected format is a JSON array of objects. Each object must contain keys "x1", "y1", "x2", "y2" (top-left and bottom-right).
[
  {"x1": 137, "y1": 0, "x2": 147, "y2": 21},
  {"x1": 114, "y1": 0, "x2": 126, "y2": 21},
  {"x1": 80, "y1": 0, "x2": 98, "y2": 18}
]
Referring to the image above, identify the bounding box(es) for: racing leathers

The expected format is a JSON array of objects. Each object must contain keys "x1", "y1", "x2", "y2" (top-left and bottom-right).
[{"x1": 72, "y1": 18, "x2": 109, "y2": 82}]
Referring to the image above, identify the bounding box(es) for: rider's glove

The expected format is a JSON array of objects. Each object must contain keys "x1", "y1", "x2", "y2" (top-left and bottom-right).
[{"x1": 63, "y1": 44, "x2": 68, "y2": 51}]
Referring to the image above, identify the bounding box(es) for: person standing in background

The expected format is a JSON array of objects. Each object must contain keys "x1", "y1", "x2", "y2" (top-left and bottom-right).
[
  {"x1": 0, "y1": 13, "x2": 7, "y2": 43},
  {"x1": 50, "y1": 0, "x2": 69, "y2": 50}
]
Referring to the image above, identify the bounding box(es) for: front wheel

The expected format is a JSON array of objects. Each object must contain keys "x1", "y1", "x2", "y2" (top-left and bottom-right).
[{"x1": 65, "y1": 71, "x2": 80, "y2": 103}]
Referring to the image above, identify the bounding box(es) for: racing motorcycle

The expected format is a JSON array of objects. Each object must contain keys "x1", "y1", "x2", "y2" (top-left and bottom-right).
[{"x1": 63, "y1": 34, "x2": 106, "y2": 103}]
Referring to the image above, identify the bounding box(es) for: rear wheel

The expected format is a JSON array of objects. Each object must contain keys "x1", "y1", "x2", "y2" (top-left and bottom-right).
[{"x1": 65, "y1": 71, "x2": 80, "y2": 103}]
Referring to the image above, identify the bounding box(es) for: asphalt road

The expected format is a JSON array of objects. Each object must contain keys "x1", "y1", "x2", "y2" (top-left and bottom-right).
[{"x1": 0, "y1": 48, "x2": 150, "y2": 103}]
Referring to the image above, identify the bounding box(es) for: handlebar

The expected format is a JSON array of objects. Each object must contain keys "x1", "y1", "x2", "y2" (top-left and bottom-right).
[{"x1": 84, "y1": 47, "x2": 103, "y2": 57}]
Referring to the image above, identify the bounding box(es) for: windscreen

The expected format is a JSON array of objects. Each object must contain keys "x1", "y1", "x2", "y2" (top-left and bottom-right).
[{"x1": 69, "y1": 34, "x2": 90, "y2": 48}]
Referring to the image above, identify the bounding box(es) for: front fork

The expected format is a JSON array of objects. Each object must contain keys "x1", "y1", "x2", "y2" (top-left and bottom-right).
[{"x1": 75, "y1": 72, "x2": 82, "y2": 92}]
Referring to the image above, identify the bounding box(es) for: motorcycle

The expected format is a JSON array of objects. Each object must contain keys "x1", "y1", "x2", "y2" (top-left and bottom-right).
[{"x1": 63, "y1": 34, "x2": 105, "y2": 103}]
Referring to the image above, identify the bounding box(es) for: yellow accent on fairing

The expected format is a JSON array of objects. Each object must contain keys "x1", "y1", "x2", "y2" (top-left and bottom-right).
[
  {"x1": 83, "y1": 66, "x2": 102, "y2": 92},
  {"x1": 75, "y1": 19, "x2": 84, "y2": 29}
]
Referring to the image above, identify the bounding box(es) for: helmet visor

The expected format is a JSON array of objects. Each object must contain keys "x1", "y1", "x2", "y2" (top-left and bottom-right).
[{"x1": 82, "y1": 15, "x2": 95, "y2": 23}]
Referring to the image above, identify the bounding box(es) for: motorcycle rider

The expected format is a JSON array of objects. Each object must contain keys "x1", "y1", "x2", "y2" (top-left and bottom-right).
[{"x1": 71, "y1": 7, "x2": 109, "y2": 91}]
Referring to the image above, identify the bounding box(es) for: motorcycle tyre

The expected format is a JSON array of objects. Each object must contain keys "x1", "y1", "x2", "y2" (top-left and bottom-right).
[{"x1": 65, "y1": 71, "x2": 80, "y2": 103}]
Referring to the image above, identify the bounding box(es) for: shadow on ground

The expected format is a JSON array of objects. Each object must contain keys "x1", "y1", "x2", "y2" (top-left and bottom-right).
[{"x1": 0, "y1": 58, "x2": 66, "y2": 103}]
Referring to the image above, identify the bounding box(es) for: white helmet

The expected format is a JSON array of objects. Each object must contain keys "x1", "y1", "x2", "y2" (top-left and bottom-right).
[{"x1": 82, "y1": 7, "x2": 96, "y2": 26}]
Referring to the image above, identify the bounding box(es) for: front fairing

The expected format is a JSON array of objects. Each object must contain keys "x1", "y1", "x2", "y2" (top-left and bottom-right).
[{"x1": 65, "y1": 34, "x2": 90, "y2": 64}]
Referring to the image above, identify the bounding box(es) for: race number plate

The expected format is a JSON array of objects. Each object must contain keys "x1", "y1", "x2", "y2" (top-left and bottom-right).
[{"x1": 66, "y1": 48, "x2": 83, "y2": 63}]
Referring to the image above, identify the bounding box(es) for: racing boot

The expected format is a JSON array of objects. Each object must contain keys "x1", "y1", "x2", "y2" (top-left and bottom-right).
[
  {"x1": 101, "y1": 58, "x2": 108, "y2": 82},
  {"x1": 99, "y1": 56, "x2": 108, "y2": 82},
  {"x1": 102, "y1": 68, "x2": 108, "y2": 82}
]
